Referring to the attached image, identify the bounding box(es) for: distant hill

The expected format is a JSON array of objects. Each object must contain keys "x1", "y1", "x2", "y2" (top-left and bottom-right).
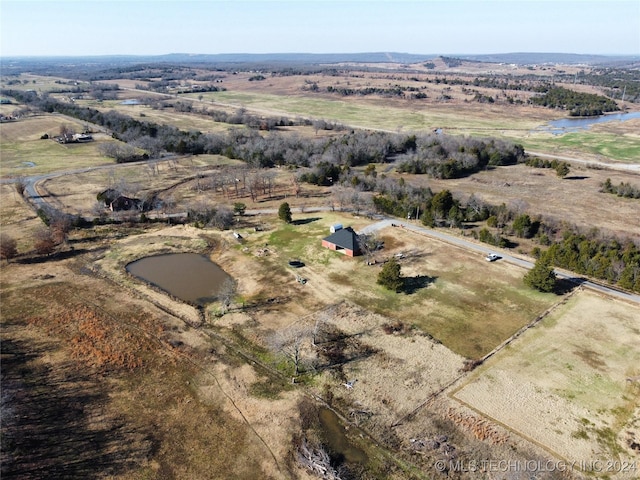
[
  {"x1": 157, "y1": 52, "x2": 438, "y2": 64},
  {"x1": 2, "y1": 52, "x2": 638, "y2": 70},
  {"x1": 454, "y1": 52, "x2": 640, "y2": 66}
]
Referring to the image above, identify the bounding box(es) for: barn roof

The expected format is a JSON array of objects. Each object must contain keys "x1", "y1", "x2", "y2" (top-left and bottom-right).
[{"x1": 322, "y1": 226, "x2": 360, "y2": 252}]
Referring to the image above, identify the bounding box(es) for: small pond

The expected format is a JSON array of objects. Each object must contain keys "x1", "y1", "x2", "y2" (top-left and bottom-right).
[
  {"x1": 120, "y1": 99, "x2": 142, "y2": 105},
  {"x1": 318, "y1": 407, "x2": 368, "y2": 465},
  {"x1": 536, "y1": 111, "x2": 640, "y2": 135},
  {"x1": 126, "y1": 253, "x2": 231, "y2": 306}
]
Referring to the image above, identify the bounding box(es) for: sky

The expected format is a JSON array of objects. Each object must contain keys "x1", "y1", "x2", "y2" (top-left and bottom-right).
[{"x1": 1, "y1": 0, "x2": 639, "y2": 57}]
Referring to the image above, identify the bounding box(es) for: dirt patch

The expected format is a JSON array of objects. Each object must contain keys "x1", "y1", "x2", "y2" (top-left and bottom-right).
[{"x1": 312, "y1": 301, "x2": 466, "y2": 428}]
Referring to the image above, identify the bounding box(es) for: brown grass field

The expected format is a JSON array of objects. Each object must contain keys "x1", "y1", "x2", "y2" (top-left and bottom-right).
[
  {"x1": 2, "y1": 63, "x2": 640, "y2": 479},
  {"x1": 452, "y1": 290, "x2": 640, "y2": 468}
]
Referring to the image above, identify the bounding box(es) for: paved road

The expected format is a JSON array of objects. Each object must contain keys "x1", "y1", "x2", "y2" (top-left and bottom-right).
[{"x1": 360, "y1": 218, "x2": 640, "y2": 305}]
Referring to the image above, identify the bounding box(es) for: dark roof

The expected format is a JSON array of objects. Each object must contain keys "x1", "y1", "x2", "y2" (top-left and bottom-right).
[
  {"x1": 110, "y1": 195, "x2": 142, "y2": 211},
  {"x1": 323, "y1": 226, "x2": 360, "y2": 252}
]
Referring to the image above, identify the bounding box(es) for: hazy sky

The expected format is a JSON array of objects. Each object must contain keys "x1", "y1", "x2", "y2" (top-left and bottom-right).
[{"x1": 1, "y1": 0, "x2": 639, "y2": 57}]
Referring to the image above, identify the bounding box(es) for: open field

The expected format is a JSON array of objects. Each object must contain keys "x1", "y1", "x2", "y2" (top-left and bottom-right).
[
  {"x1": 77, "y1": 99, "x2": 236, "y2": 134},
  {"x1": 180, "y1": 71, "x2": 640, "y2": 163},
  {"x1": 0, "y1": 254, "x2": 303, "y2": 480},
  {"x1": 33, "y1": 154, "x2": 245, "y2": 217},
  {"x1": 520, "y1": 127, "x2": 640, "y2": 164},
  {"x1": 249, "y1": 219, "x2": 558, "y2": 359},
  {"x1": 410, "y1": 162, "x2": 640, "y2": 239},
  {"x1": 2, "y1": 61, "x2": 640, "y2": 479},
  {"x1": 452, "y1": 290, "x2": 640, "y2": 471},
  {"x1": 191, "y1": 89, "x2": 552, "y2": 135},
  {"x1": 0, "y1": 183, "x2": 43, "y2": 251},
  {"x1": 0, "y1": 115, "x2": 116, "y2": 175}
]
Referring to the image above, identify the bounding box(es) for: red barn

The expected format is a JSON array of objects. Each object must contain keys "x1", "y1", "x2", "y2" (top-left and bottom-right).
[{"x1": 321, "y1": 226, "x2": 361, "y2": 257}]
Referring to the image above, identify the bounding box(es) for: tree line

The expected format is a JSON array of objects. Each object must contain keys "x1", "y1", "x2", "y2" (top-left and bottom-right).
[
  {"x1": 366, "y1": 183, "x2": 639, "y2": 292},
  {"x1": 396, "y1": 136, "x2": 524, "y2": 179},
  {"x1": 600, "y1": 178, "x2": 640, "y2": 199},
  {"x1": 529, "y1": 86, "x2": 619, "y2": 116}
]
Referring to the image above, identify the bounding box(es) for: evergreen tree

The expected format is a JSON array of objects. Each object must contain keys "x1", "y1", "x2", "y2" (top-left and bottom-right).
[
  {"x1": 278, "y1": 202, "x2": 292, "y2": 223},
  {"x1": 513, "y1": 214, "x2": 533, "y2": 238},
  {"x1": 555, "y1": 162, "x2": 570, "y2": 178},
  {"x1": 524, "y1": 252, "x2": 557, "y2": 292},
  {"x1": 377, "y1": 258, "x2": 403, "y2": 292}
]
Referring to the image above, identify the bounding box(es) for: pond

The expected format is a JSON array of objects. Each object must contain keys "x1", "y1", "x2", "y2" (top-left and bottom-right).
[
  {"x1": 318, "y1": 407, "x2": 368, "y2": 465},
  {"x1": 536, "y1": 111, "x2": 640, "y2": 135},
  {"x1": 120, "y1": 99, "x2": 142, "y2": 105},
  {"x1": 126, "y1": 253, "x2": 231, "y2": 306}
]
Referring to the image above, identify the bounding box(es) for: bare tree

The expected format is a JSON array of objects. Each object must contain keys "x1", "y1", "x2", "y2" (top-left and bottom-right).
[
  {"x1": 216, "y1": 277, "x2": 237, "y2": 314},
  {"x1": 59, "y1": 124, "x2": 75, "y2": 138},
  {"x1": 247, "y1": 171, "x2": 263, "y2": 202},
  {"x1": 33, "y1": 228, "x2": 56, "y2": 255},
  {"x1": 332, "y1": 186, "x2": 351, "y2": 212},
  {"x1": 262, "y1": 170, "x2": 276, "y2": 197},
  {"x1": 13, "y1": 177, "x2": 26, "y2": 197},
  {"x1": 269, "y1": 323, "x2": 315, "y2": 377},
  {"x1": 161, "y1": 194, "x2": 177, "y2": 215},
  {"x1": 49, "y1": 212, "x2": 73, "y2": 244},
  {"x1": 0, "y1": 233, "x2": 18, "y2": 263},
  {"x1": 91, "y1": 200, "x2": 107, "y2": 219},
  {"x1": 358, "y1": 232, "x2": 381, "y2": 265},
  {"x1": 210, "y1": 205, "x2": 234, "y2": 230},
  {"x1": 312, "y1": 306, "x2": 336, "y2": 346}
]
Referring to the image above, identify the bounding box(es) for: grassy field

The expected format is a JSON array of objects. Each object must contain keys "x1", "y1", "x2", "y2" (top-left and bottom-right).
[
  {"x1": 0, "y1": 115, "x2": 117, "y2": 175},
  {"x1": 520, "y1": 129, "x2": 640, "y2": 163},
  {"x1": 77, "y1": 99, "x2": 235, "y2": 134},
  {"x1": 188, "y1": 90, "x2": 547, "y2": 133},
  {"x1": 453, "y1": 290, "x2": 640, "y2": 464},
  {"x1": 0, "y1": 270, "x2": 284, "y2": 479},
  {"x1": 0, "y1": 183, "x2": 42, "y2": 251},
  {"x1": 237, "y1": 214, "x2": 558, "y2": 359}
]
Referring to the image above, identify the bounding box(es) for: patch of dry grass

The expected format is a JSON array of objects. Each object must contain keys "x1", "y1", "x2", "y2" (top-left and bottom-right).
[
  {"x1": 0, "y1": 271, "x2": 286, "y2": 479},
  {"x1": 452, "y1": 290, "x2": 640, "y2": 465}
]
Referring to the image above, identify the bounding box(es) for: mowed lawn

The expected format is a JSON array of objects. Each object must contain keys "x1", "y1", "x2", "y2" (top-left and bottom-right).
[{"x1": 242, "y1": 214, "x2": 559, "y2": 360}]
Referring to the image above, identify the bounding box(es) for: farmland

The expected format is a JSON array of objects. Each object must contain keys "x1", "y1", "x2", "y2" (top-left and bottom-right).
[{"x1": 2, "y1": 56, "x2": 640, "y2": 479}]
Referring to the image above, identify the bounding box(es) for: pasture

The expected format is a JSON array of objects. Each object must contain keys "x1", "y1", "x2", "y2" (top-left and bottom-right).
[
  {"x1": 231, "y1": 214, "x2": 559, "y2": 359},
  {"x1": 2, "y1": 63, "x2": 640, "y2": 479},
  {"x1": 0, "y1": 114, "x2": 115, "y2": 175},
  {"x1": 452, "y1": 290, "x2": 640, "y2": 465}
]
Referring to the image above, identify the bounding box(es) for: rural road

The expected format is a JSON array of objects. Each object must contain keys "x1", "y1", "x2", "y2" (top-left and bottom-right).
[
  {"x1": 359, "y1": 217, "x2": 640, "y2": 305},
  {"x1": 6, "y1": 165, "x2": 639, "y2": 306}
]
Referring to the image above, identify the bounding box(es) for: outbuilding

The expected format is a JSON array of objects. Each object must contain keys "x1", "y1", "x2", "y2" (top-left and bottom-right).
[{"x1": 321, "y1": 226, "x2": 361, "y2": 257}]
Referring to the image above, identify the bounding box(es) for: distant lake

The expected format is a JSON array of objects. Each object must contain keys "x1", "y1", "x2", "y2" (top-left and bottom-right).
[
  {"x1": 537, "y1": 111, "x2": 640, "y2": 135},
  {"x1": 120, "y1": 99, "x2": 141, "y2": 105}
]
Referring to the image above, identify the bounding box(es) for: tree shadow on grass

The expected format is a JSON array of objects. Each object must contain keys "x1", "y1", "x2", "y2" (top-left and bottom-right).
[
  {"x1": 554, "y1": 276, "x2": 587, "y2": 295},
  {"x1": 402, "y1": 275, "x2": 438, "y2": 294},
  {"x1": 17, "y1": 248, "x2": 90, "y2": 265},
  {"x1": 292, "y1": 217, "x2": 321, "y2": 226}
]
